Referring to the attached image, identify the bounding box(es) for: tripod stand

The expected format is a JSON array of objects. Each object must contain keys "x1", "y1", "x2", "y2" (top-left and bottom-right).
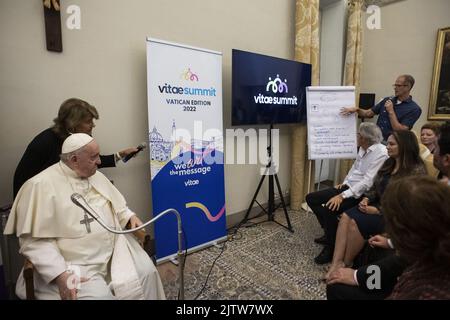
[{"x1": 241, "y1": 124, "x2": 293, "y2": 232}]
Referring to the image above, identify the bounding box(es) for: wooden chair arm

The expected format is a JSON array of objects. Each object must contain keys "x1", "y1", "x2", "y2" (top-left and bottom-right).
[
  {"x1": 125, "y1": 221, "x2": 156, "y2": 264},
  {"x1": 23, "y1": 259, "x2": 35, "y2": 300}
]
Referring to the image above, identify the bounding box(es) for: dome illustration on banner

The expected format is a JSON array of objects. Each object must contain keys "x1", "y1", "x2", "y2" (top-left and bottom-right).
[{"x1": 149, "y1": 120, "x2": 223, "y2": 178}]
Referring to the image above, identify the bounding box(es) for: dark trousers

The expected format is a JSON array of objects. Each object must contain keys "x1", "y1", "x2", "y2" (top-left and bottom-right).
[
  {"x1": 327, "y1": 254, "x2": 408, "y2": 300},
  {"x1": 326, "y1": 283, "x2": 389, "y2": 300},
  {"x1": 305, "y1": 186, "x2": 360, "y2": 247}
]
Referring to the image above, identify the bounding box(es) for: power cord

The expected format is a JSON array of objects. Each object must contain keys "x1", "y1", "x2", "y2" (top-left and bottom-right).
[
  {"x1": 192, "y1": 213, "x2": 262, "y2": 300},
  {"x1": 193, "y1": 240, "x2": 227, "y2": 300}
]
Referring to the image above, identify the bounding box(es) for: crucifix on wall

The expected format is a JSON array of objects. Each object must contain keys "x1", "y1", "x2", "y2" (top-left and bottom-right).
[{"x1": 43, "y1": 0, "x2": 63, "y2": 52}]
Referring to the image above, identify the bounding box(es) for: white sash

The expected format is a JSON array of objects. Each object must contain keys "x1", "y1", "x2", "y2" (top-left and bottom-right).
[{"x1": 110, "y1": 233, "x2": 147, "y2": 300}]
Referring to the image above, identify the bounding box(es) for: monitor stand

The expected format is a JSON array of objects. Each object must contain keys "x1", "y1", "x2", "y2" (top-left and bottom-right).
[{"x1": 240, "y1": 124, "x2": 293, "y2": 232}]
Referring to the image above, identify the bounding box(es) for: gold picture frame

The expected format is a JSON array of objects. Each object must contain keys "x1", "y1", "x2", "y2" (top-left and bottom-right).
[{"x1": 428, "y1": 27, "x2": 450, "y2": 120}]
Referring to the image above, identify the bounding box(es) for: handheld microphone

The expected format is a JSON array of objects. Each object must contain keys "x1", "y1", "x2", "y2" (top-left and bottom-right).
[
  {"x1": 123, "y1": 142, "x2": 146, "y2": 163},
  {"x1": 387, "y1": 96, "x2": 396, "y2": 104},
  {"x1": 71, "y1": 193, "x2": 84, "y2": 208}
]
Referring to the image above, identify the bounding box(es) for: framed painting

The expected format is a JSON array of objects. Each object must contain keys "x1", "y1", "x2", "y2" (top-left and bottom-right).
[{"x1": 428, "y1": 27, "x2": 450, "y2": 120}]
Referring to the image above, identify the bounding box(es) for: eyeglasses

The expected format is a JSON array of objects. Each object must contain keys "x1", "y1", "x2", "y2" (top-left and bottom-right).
[{"x1": 392, "y1": 84, "x2": 409, "y2": 88}]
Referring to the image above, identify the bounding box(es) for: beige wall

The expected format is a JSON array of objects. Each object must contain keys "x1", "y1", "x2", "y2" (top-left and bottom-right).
[
  {"x1": 320, "y1": 0, "x2": 346, "y2": 88},
  {"x1": 319, "y1": 0, "x2": 347, "y2": 182},
  {"x1": 0, "y1": 0, "x2": 296, "y2": 220},
  {"x1": 360, "y1": 0, "x2": 450, "y2": 133}
]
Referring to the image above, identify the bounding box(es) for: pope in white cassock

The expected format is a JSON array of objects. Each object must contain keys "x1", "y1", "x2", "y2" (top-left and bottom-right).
[{"x1": 4, "y1": 133, "x2": 166, "y2": 300}]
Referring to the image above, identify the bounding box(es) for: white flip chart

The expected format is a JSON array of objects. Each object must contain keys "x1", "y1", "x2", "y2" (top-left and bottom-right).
[{"x1": 306, "y1": 86, "x2": 357, "y2": 160}]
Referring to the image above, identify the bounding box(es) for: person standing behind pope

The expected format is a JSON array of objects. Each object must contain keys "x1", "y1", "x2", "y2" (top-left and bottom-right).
[
  {"x1": 13, "y1": 98, "x2": 139, "y2": 197},
  {"x1": 5, "y1": 133, "x2": 166, "y2": 300}
]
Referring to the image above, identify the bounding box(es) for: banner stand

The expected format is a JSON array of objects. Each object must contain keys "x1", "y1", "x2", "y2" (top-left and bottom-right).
[{"x1": 146, "y1": 38, "x2": 227, "y2": 262}]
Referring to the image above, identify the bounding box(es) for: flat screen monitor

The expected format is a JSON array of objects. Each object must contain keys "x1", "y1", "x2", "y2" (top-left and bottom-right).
[
  {"x1": 232, "y1": 49, "x2": 312, "y2": 126},
  {"x1": 359, "y1": 93, "x2": 376, "y2": 110}
]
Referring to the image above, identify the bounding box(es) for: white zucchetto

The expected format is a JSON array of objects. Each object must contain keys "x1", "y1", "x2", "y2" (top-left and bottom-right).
[{"x1": 62, "y1": 133, "x2": 93, "y2": 153}]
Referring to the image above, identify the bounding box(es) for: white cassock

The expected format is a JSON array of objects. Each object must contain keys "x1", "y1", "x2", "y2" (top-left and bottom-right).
[{"x1": 4, "y1": 161, "x2": 166, "y2": 300}]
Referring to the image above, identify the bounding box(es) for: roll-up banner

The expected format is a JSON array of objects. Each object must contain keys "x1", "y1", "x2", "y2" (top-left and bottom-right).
[{"x1": 146, "y1": 38, "x2": 226, "y2": 262}]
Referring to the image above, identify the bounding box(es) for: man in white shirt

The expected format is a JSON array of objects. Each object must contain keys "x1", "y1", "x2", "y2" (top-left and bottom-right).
[
  {"x1": 5, "y1": 133, "x2": 166, "y2": 300},
  {"x1": 306, "y1": 122, "x2": 388, "y2": 264}
]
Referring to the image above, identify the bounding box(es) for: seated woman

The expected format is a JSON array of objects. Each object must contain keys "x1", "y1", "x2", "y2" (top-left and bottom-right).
[
  {"x1": 419, "y1": 122, "x2": 441, "y2": 177},
  {"x1": 384, "y1": 176, "x2": 450, "y2": 299},
  {"x1": 420, "y1": 122, "x2": 440, "y2": 154},
  {"x1": 324, "y1": 130, "x2": 426, "y2": 279}
]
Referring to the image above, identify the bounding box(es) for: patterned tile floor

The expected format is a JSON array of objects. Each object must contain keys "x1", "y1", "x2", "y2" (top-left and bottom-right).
[{"x1": 157, "y1": 209, "x2": 329, "y2": 300}]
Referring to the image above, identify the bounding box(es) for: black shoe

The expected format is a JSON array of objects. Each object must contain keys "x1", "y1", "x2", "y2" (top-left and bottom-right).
[
  {"x1": 314, "y1": 246, "x2": 333, "y2": 265},
  {"x1": 314, "y1": 235, "x2": 328, "y2": 245}
]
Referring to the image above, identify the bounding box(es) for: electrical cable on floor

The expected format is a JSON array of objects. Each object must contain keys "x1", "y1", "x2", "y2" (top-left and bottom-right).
[
  {"x1": 192, "y1": 210, "x2": 271, "y2": 299},
  {"x1": 193, "y1": 240, "x2": 227, "y2": 300}
]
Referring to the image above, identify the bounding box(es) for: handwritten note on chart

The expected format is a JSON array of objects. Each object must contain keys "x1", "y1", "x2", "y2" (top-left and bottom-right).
[{"x1": 306, "y1": 86, "x2": 357, "y2": 160}]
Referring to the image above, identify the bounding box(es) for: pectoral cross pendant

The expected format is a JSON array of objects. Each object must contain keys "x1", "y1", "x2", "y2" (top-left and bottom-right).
[{"x1": 80, "y1": 213, "x2": 94, "y2": 233}]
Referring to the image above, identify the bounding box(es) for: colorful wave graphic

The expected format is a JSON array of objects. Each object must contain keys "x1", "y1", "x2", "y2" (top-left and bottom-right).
[{"x1": 185, "y1": 202, "x2": 225, "y2": 222}]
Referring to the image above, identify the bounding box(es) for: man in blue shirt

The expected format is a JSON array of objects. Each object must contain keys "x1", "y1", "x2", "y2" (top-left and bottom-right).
[{"x1": 342, "y1": 75, "x2": 422, "y2": 141}]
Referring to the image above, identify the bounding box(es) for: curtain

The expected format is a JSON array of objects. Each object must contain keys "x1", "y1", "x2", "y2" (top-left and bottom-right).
[
  {"x1": 338, "y1": 0, "x2": 364, "y2": 182},
  {"x1": 290, "y1": 0, "x2": 320, "y2": 210}
]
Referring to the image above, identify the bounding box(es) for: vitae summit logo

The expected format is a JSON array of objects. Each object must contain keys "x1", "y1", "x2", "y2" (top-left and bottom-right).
[
  {"x1": 158, "y1": 67, "x2": 216, "y2": 97},
  {"x1": 253, "y1": 74, "x2": 298, "y2": 106},
  {"x1": 181, "y1": 68, "x2": 199, "y2": 82},
  {"x1": 266, "y1": 74, "x2": 288, "y2": 93}
]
